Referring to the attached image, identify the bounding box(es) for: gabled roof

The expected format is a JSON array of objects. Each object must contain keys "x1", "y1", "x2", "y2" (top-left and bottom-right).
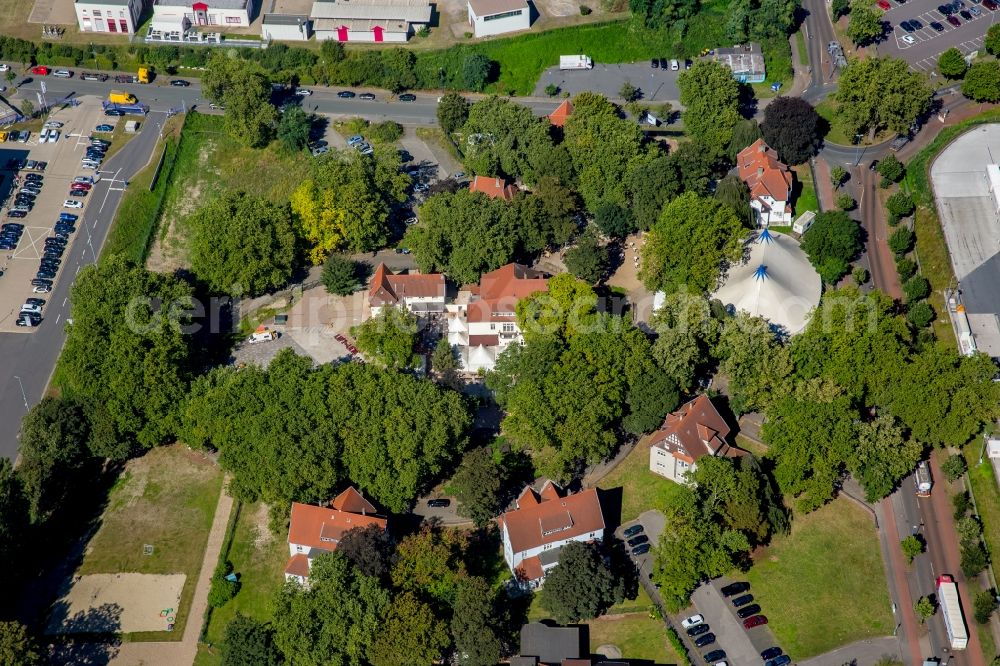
[
  {"x1": 649, "y1": 394, "x2": 742, "y2": 462},
  {"x1": 368, "y1": 263, "x2": 445, "y2": 308},
  {"x1": 287, "y1": 487, "x2": 387, "y2": 552},
  {"x1": 284, "y1": 553, "x2": 310, "y2": 578},
  {"x1": 466, "y1": 263, "x2": 548, "y2": 324},
  {"x1": 548, "y1": 100, "x2": 573, "y2": 127},
  {"x1": 469, "y1": 175, "x2": 519, "y2": 202},
  {"x1": 737, "y1": 138, "x2": 792, "y2": 203},
  {"x1": 498, "y1": 482, "x2": 604, "y2": 555}
]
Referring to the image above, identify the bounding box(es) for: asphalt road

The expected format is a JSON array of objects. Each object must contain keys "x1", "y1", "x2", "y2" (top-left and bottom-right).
[
  {"x1": 9, "y1": 73, "x2": 564, "y2": 125},
  {"x1": 0, "y1": 111, "x2": 166, "y2": 461},
  {"x1": 879, "y1": 0, "x2": 998, "y2": 73},
  {"x1": 802, "y1": 0, "x2": 841, "y2": 101}
]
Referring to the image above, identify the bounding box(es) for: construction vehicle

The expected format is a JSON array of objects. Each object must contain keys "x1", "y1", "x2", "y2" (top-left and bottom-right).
[
  {"x1": 138, "y1": 67, "x2": 151, "y2": 84},
  {"x1": 108, "y1": 90, "x2": 137, "y2": 105}
]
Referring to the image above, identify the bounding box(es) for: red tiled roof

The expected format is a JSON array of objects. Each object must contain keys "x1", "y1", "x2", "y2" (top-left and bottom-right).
[
  {"x1": 737, "y1": 138, "x2": 792, "y2": 203},
  {"x1": 284, "y1": 553, "x2": 310, "y2": 578},
  {"x1": 649, "y1": 394, "x2": 742, "y2": 462},
  {"x1": 548, "y1": 100, "x2": 573, "y2": 127},
  {"x1": 368, "y1": 263, "x2": 445, "y2": 308},
  {"x1": 498, "y1": 483, "x2": 605, "y2": 555},
  {"x1": 517, "y1": 555, "x2": 545, "y2": 582},
  {"x1": 469, "y1": 175, "x2": 519, "y2": 202},
  {"x1": 480, "y1": 263, "x2": 547, "y2": 300},
  {"x1": 287, "y1": 487, "x2": 387, "y2": 553},
  {"x1": 469, "y1": 334, "x2": 500, "y2": 346},
  {"x1": 331, "y1": 486, "x2": 377, "y2": 514}
]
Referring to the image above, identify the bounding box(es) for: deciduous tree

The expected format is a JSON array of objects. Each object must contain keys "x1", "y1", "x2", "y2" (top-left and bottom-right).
[
  {"x1": 462, "y1": 96, "x2": 553, "y2": 183},
  {"x1": 760, "y1": 97, "x2": 822, "y2": 164},
  {"x1": 276, "y1": 104, "x2": 312, "y2": 153},
  {"x1": 938, "y1": 48, "x2": 968, "y2": 79},
  {"x1": 678, "y1": 61, "x2": 741, "y2": 156},
  {"x1": 715, "y1": 313, "x2": 793, "y2": 414},
  {"x1": 800, "y1": 210, "x2": 862, "y2": 284},
  {"x1": 372, "y1": 591, "x2": 449, "y2": 666},
  {"x1": 847, "y1": 0, "x2": 884, "y2": 45},
  {"x1": 201, "y1": 54, "x2": 277, "y2": 148},
  {"x1": 338, "y1": 524, "x2": 396, "y2": 580},
  {"x1": 565, "y1": 226, "x2": 609, "y2": 283},
  {"x1": 450, "y1": 447, "x2": 505, "y2": 527},
  {"x1": 987, "y1": 23, "x2": 1000, "y2": 55},
  {"x1": 437, "y1": 92, "x2": 471, "y2": 135},
  {"x1": 451, "y1": 577, "x2": 503, "y2": 666},
  {"x1": 222, "y1": 614, "x2": 282, "y2": 666},
  {"x1": 850, "y1": 415, "x2": 923, "y2": 502},
  {"x1": 0, "y1": 621, "x2": 40, "y2": 666},
  {"x1": 540, "y1": 541, "x2": 624, "y2": 622},
  {"x1": 836, "y1": 57, "x2": 932, "y2": 139},
  {"x1": 462, "y1": 54, "x2": 492, "y2": 91},
  {"x1": 962, "y1": 60, "x2": 1000, "y2": 102},
  {"x1": 391, "y1": 525, "x2": 468, "y2": 606},
  {"x1": 351, "y1": 306, "x2": 417, "y2": 369},
  {"x1": 321, "y1": 254, "x2": 363, "y2": 295},
  {"x1": 900, "y1": 535, "x2": 924, "y2": 563}
]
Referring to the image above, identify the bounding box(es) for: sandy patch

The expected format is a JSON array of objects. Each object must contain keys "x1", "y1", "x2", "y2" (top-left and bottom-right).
[
  {"x1": 252, "y1": 503, "x2": 275, "y2": 549},
  {"x1": 47, "y1": 573, "x2": 185, "y2": 635}
]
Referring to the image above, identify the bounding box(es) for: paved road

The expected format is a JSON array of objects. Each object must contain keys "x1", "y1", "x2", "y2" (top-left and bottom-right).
[
  {"x1": 801, "y1": 0, "x2": 841, "y2": 102},
  {"x1": 0, "y1": 111, "x2": 166, "y2": 461},
  {"x1": 878, "y1": 0, "x2": 995, "y2": 73}
]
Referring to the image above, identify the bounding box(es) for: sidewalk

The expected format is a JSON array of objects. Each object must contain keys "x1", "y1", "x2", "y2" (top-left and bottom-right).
[{"x1": 111, "y1": 477, "x2": 234, "y2": 666}]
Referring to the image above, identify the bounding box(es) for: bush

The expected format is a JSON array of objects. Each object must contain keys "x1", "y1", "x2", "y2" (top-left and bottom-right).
[
  {"x1": 906, "y1": 301, "x2": 935, "y2": 328},
  {"x1": 886, "y1": 192, "x2": 915, "y2": 219},
  {"x1": 208, "y1": 560, "x2": 240, "y2": 608},
  {"x1": 852, "y1": 266, "x2": 869, "y2": 285},
  {"x1": 961, "y1": 541, "x2": 989, "y2": 577},
  {"x1": 903, "y1": 275, "x2": 930, "y2": 302},
  {"x1": 619, "y1": 81, "x2": 641, "y2": 102},
  {"x1": 580, "y1": 4, "x2": 593, "y2": 13},
  {"x1": 942, "y1": 453, "x2": 968, "y2": 482},
  {"x1": 877, "y1": 155, "x2": 905, "y2": 183},
  {"x1": 322, "y1": 255, "x2": 363, "y2": 295},
  {"x1": 836, "y1": 193, "x2": 856, "y2": 210},
  {"x1": 888, "y1": 227, "x2": 915, "y2": 256},
  {"x1": 832, "y1": 0, "x2": 850, "y2": 18},
  {"x1": 368, "y1": 121, "x2": 403, "y2": 143},
  {"x1": 545, "y1": 83, "x2": 559, "y2": 96},
  {"x1": 900, "y1": 535, "x2": 923, "y2": 563},
  {"x1": 896, "y1": 257, "x2": 917, "y2": 281},
  {"x1": 665, "y1": 627, "x2": 692, "y2": 666},
  {"x1": 974, "y1": 589, "x2": 997, "y2": 624},
  {"x1": 954, "y1": 491, "x2": 972, "y2": 519},
  {"x1": 830, "y1": 165, "x2": 848, "y2": 188}
]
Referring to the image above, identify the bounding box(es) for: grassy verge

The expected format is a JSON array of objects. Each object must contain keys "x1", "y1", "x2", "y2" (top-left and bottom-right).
[
  {"x1": 416, "y1": 126, "x2": 463, "y2": 163},
  {"x1": 815, "y1": 99, "x2": 853, "y2": 146},
  {"x1": 597, "y1": 438, "x2": 687, "y2": 524},
  {"x1": 100, "y1": 114, "x2": 183, "y2": 264},
  {"x1": 902, "y1": 110, "x2": 1000, "y2": 343},
  {"x1": 77, "y1": 445, "x2": 223, "y2": 641},
  {"x1": 203, "y1": 502, "x2": 288, "y2": 646},
  {"x1": 958, "y1": 446, "x2": 998, "y2": 660},
  {"x1": 796, "y1": 30, "x2": 809, "y2": 66},
  {"x1": 792, "y1": 163, "x2": 819, "y2": 215},
  {"x1": 740, "y1": 498, "x2": 893, "y2": 659}
]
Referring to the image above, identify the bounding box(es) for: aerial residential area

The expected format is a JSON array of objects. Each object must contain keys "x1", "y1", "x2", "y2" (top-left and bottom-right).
[{"x1": 3, "y1": 0, "x2": 1000, "y2": 663}]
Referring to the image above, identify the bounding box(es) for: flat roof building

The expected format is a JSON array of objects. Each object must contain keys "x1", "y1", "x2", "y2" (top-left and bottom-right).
[
  {"x1": 311, "y1": 0, "x2": 431, "y2": 41},
  {"x1": 75, "y1": 0, "x2": 143, "y2": 34},
  {"x1": 467, "y1": 0, "x2": 531, "y2": 37},
  {"x1": 712, "y1": 43, "x2": 766, "y2": 83}
]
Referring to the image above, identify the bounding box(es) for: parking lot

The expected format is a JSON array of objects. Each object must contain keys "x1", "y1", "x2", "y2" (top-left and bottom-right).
[
  {"x1": 681, "y1": 579, "x2": 783, "y2": 666},
  {"x1": 534, "y1": 62, "x2": 682, "y2": 102},
  {"x1": 0, "y1": 97, "x2": 118, "y2": 333},
  {"x1": 880, "y1": 0, "x2": 996, "y2": 72}
]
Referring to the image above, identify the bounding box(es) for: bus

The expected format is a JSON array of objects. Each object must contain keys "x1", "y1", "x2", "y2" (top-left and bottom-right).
[{"x1": 915, "y1": 460, "x2": 932, "y2": 497}]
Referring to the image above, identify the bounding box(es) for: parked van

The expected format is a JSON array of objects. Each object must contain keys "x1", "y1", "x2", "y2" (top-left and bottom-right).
[
  {"x1": 670, "y1": 59, "x2": 679, "y2": 70},
  {"x1": 248, "y1": 326, "x2": 277, "y2": 344}
]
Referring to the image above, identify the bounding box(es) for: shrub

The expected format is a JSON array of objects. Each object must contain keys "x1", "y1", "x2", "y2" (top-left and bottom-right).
[
  {"x1": 852, "y1": 266, "x2": 869, "y2": 285},
  {"x1": 886, "y1": 192, "x2": 915, "y2": 219},
  {"x1": 903, "y1": 275, "x2": 930, "y2": 302},
  {"x1": 665, "y1": 627, "x2": 692, "y2": 666},
  {"x1": 877, "y1": 155, "x2": 905, "y2": 183},
  {"x1": 942, "y1": 454, "x2": 968, "y2": 482},
  {"x1": 369, "y1": 120, "x2": 403, "y2": 143},
  {"x1": 906, "y1": 301, "x2": 935, "y2": 328},
  {"x1": 208, "y1": 560, "x2": 240, "y2": 608},
  {"x1": 900, "y1": 535, "x2": 923, "y2": 563},
  {"x1": 580, "y1": 4, "x2": 593, "y2": 13},
  {"x1": 896, "y1": 257, "x2": 917, "y2": 281},
  {"x1": 954, "y1": 491, "x2": 972, "y2": 519},
  {"x1": 974, "y1": 589, "x2": 997, "y2": 624},
  {"x1": 836, "y1": 193, "x2": 856, "y2": 210},
  {"x1": 888, "y1": 227, "x2": 915, "y2": 256},
  {"x1": 830, "y1": 165, "x2": 848, "y2": 188},
  {"x1": 544, "y1": 83, "x2": 559, "y2": 96},
  {"x1": 961, "y1": 541, "x2": 989, "y2": 577}
]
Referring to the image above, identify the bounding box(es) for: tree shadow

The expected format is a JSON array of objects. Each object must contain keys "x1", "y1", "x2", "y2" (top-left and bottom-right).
[{"x1": 44, "y1": 602, "x2": 124, "y2": 666}]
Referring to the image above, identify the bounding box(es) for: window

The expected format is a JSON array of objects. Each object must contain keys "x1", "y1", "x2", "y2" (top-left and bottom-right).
[
  {"x1": 93, "y1": 9, "x2": 101, "y2": 16},
  {"x1": 225, "y1": 16, "x2": 241, "y2": 23},
  {"x1": 501, "y1": 322, "x2": 515, "y2": 333},
  {"x1": 295, "y1": 545, "x2": 303, "y2": 553},
  {"x1": 483, "y1": 8, "x2": 523, "y2": 20},
  {"x1": 120, "y1": 19, "x2": 128, "y2": 31}
]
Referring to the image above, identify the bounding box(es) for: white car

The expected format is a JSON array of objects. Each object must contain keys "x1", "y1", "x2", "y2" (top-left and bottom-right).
[
  {"x1": 52, "y1": 70, "x2": 72, "y2": 78},
  {"x1": 33, "y1": 285, "x2": 52, "y2": 294},
  {"x1": 74, "y1": 176, "x2": 95, "y2": 184},
  {"x1": 20, "y1": 304, "x2": 42, "y2": 315},
  {"x1": 38, "y1": 128, "x2": 50, "y2": 143},
  {"x1": 44, "y1": 121, "x2": 63, "y2": 129},
  {"x1": 294, "y1": 88, "x2": 313, "y2": 96},
  {"x1": 63, "y1": 200, "x2": 83, "y2": 209},
  {"x1": 0, "y1": 64, "x2": 9, "y2": 72},
  {"x1": 680, "y1": 614, "x2": 704, "y2": 628},
  {"x1": 901, "y1": 34, "x2": 916, "y2": 44},
  {"x1": 47, "y1": 130, "x2": 59, "y2": 143}
]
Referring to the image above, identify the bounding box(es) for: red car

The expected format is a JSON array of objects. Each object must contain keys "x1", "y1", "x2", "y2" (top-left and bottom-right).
[
  {"x1": 947, "y1": 13, "x2": 962, "y2": 23},
  {"x1": 877, "y1": 0, "x2": 891, "y2": 9},
  {"x1": 744, "y1": 615, "x2": 769, "y2": 629},
  {"x1": 985, "y1": 0, "x2": 998, "y2": 10},
  {"x1": 70, "y1": 182, "x2": 92, "y2": 191},
  {"x1": 29, "y1": 65, "x2": 49, "y2": 75}
]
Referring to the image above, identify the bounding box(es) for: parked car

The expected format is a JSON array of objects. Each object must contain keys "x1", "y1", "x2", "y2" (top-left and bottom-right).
[
  {"x1": 359, "y1": 92, "x2": 376, "y2": 100},
  {"x1": 947, "y1": 14, "x2": 962, "y2": 23},
  {"x1": 311, "y1": 146, "x2": 330, "y2": 157},
  {"x1": 931, "y1": 19, "x2": 947, "y2": 28},
  {"x1": 29, "y1": 65, "x2": 49, "y2": 75},
  {"x1": 743, "y1": 615, "x2": 768, "y2": 629},
  {"x1": 427, "y1": 498, "x2": 451, "y2": 508},
  {"x1": 63, "y1": 200, "x2": 83, "y2": 209},
  {"x1": 910, "y1": 17, "x2": 924, "y2": 26},
  {"x1": 720, "y1": 582, "x2": 749, "y2": 597},
  {"x1": 71, "y1": 182, "x2": 92, "y2": 191},
  {"x1": 33, "y1": 285, "x2": 51, "y2": 293},
  {"x1": 16, "y1": 315, "x2": 40, "y2": 327},
  {"x1": 338, "y1": 90, "x2": 356, "y2": 98},
  {"x1": 961, "y1": 8, "x2": 973, "y2": 16},
  {"x1": 43, "y1": 120, "x2": 64, "y2": 129},
  {"x1": 761, "y1": 647, "x2": 783, "y2": 660},
  {"x1": 680, "y1": 614, "x2": 704, "y2": 629},
  {"x1": 631, "y1": 543, "x2": 651, "y2": 555},
  {"x1": 105, "y1": 108, "x2": 125, "y2": 116},
  {"x1": 765, "y1": 657, "x2": 791, "y2": 666},
  {"x1": 399, "y1": 93, "x2": 417, "y2": 102},
  {"x1": 704, "y1": 651, "x2": 727, "y2": 664},
  {"x1": 95, "y1": 124, "x2": 115, "y2": 132},
  {"x1": 731, "y1": 594, "x2": 754, "y2": 607},
  {"x1": 170, "y1": 79, "x2": 190, "y2": 87},
  {"x1": 694, "y1": 633, "x2": 716, "y2": 648},
  {"x1": 7, "y1": 210, "x2": 26, "y2": 219},
  {"x1": 294, "y1": 88, "x2": 313, "y2": 96},
  {"x1": 736, "y1": 604, "x2": 761, "y2": 619},
  {"x1": 687, "y1": 624, "x2": 711, "y2": 637},
  {"x1": 347, "y1": 134, "x2": 365, "y2": 146},
  {"x1": 901, "y1": 34, "x2": 916, "y2": 43},
  {"x1": 877, "y1": 0, "x2": 890, "y2": 9},
  {"x1": 627, "y1": 534, "x2": 649, "y2": 547},
  {"x1": 983, "y1": 0, "x2": 997, "y2": 10},
  {"x1": 623, "y1": 524, "x2": 644, "y2": 538}
]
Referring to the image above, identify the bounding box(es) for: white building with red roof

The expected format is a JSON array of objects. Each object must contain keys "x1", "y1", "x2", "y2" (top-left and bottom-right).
[
  {"x1": 498, "y1": 481, "x2": 605, "y2": 589},
  {"x1": 736, "y1": 138, "x2": 793, "y2": 226},
  {"x1": 284, "y1": 487, "x2": 387, "y2": 585},
  {"x1": 367, "y1": 262, "x2": 446, "y2": 317},
  {"x1": 469, "y1": 175, "x2": 519, "y2": 202},
  {"x1": 446, "y1": 263, "x2": 548, "y2": 372},
  {"x1": 648, "y1": 394, "x2": 744, "y2": 484}
]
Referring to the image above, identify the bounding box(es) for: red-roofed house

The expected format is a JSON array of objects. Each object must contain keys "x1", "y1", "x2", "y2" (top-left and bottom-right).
[
  {"x1": 498, "y1": 481, "x2": 605, "y2": 589},
  {"x1": 469, "y1": 175, "x2": 519, "y2": 202},
  {"x1": 446, "y1": 263, "x2": 548, "y2": 372},
  {"x1": 284, "y1": 487, "x2": 387, "y2": 585},
  {"x1": 648, "y1": 394, "x2": 744, "y2": 484},
  {"x1": 368, "y1": 262, "x2": 446, "y2": 316},
  {"x1": 548, "y1": 100, "x2": 573, "y2": 128},
  {"x1": 736, "y1": 138, "x2": 793, "y2": 226}
]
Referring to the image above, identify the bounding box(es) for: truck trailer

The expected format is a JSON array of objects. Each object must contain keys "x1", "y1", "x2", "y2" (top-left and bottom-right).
[
  {"x1": 559, "y1": 55, "x2": 593, "y2": 70},
  {"x1": 936, "y1": 575, "x2": 969, "y2": 650}
]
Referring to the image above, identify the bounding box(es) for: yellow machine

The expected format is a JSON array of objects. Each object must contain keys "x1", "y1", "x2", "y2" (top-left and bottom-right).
[
  {"x1": 108, "y1": 90, "x2": 137, "y2": 105},
  {"x1": 137, "y1": 67, "x2": 150, "y2": 84}
]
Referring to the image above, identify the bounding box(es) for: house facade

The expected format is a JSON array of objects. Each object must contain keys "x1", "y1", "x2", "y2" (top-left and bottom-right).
[
  {"x1": 737, "y1": 138, "x2": 793, "y2": 226},
  {"x1": 368, "y1": 262, "x2": 446, "y2": 317},
  {"x1": 285, "y1": 487, "x2": 387, "y2": 585},
  {"x1": 310, "y1": 0, "x2": 431, "y2": 42},
  {"x1": 649, "y1": 394, "x2": 744, "y2": 483},
  {"x1": 75, "y1": 0, "x2": 143, "y2": 34},
  {"x1": 497, "y1": 481, "x2": 605, "y2": 589},
  {"x1": 261, "y1": 13, "x2": 311, "y2": 40},
  {"x1": 446, "y1": 263, "x2": 548, "y2": 372},
  {"x1": 151, "y1": 0, "x2": 255, "y2": 30},
  {"x1": 467, "y1": 0, "x2": 530, "y2": 37}
]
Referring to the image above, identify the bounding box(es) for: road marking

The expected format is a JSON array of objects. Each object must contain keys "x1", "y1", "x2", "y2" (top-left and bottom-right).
[
  {"x1": 75, "y1": 265, "x2": 79, "y2": 275},
  {"x1": 62, "y1": 297, "x2": 66, "y2": 307},
  {"x1": 55, "y1": 313, "x2": 60, "y2": 324}
]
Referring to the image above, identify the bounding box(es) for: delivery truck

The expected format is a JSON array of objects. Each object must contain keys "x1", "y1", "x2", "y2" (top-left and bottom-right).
[
  {"x1": 559, "y1": 55, "x2": 593, "y2": 70},
  {"x1": 108, "y1": 91, "x2": 137, "y2": 105},
  {"x1": 937, "y1": 575, "x2": 969, "y2": 650}
]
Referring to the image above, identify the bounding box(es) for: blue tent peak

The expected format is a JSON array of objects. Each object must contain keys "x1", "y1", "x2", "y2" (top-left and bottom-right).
[
  {"x1": 758, "y1": 228, "x2": 774, "y2": 244},
  {"x1": 754, "y1": 264, "x2": 769, "y2": 281}
]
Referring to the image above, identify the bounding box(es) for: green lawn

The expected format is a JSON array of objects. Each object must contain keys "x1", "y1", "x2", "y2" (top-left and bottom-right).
[
  {"x1": 815, "y1": 99, "x2": 853, "y2": 146},
  {"x1": 796, "y1": 30, "x2": 809, "y2": 66},
  {"x1": 203, "y1": 502, "x2": 288, "y2": 646},
  {"x1": 741, "y1": 498, "x2": 893, "y2": 659},
  {"x1": 77, "y1": 445, "x2": 224, "y2": 641},
  {"x1": 792, "y1": 163, "x2": 820, "y2": 216},
  {"x1": 597, "y1": 439, "x2": 687, "y2": 524}
]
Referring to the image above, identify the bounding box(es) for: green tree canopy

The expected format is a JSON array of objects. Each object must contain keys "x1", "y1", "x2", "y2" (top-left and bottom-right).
[
  {"x1": 800, "y1": 210, "x2": 862, "y2": 284},
  {"x1": 760, "y1": 97, "x2": 822, "y2": 165},
  {"x1": 351, "y1": 306, "x2": 418, "y2": 369},
  {"x1": 678, "y1": 60, "x2": 741, "y2": 156},
  {"x1": 847, "y1": 0, "x2": 884, "y2": 45},
  {"x1": 451, "y1": 577, "x2": 503, "y2": 666},
  {"x1": 640, "y1": 192, "x2": 747, "y2": 294},
  {"x1": 372, "y1": 591, "x2": 449, "y2": 666},
  {"x1": 0, "y1": 621, "x2": 40, "y2": 666},
  {"x1": 276, "y1": 104, "x2": 312, "y2": 153},
  {"x1": 201, "y1": 53, "x2": 278, "y2": 148},
  {"x1": 938, "y1": 48, "x2": 968, "y2": 79},
  {"x1": 462, "y1": 53, "x2": 493, "y2": 91},
  {"x1": 461, "y1": 95, "x2": 554, "y2": 183},
  {"x1": 321, "y1": 254, "x2": 363, "y2": 295},
  {"x1": 651, "y1": 292, "x2": 722, "y2": 391},
  {"x1": 222, "y1": 614, "x2": 282, "y2": 666},
  {"x1": 564, "y1": 225, "x2": 609, "y2": 283},
  {"x1": 540, "y1": 541, "x2": 624, "y2": 622},
  {"x1": 716, "y1": 312, "x2": 794, "y2": 414},
  {"x1": 391, "y1": 524, "x2": 468, "y2": 606},
  {"x1": 963, "y1": 60, "x2": 1000, "y2": 102},
  {"x1": 189, "y1": 191, "x2": 297, "y2": 296},
  {"x1": 437, "y1": 92, "x2": 471, "y2": 135},
  {"x1": 849, "y1": 414, "x2": 923, "y2": 502},
  {"x1": 450, "y1": 446, "x2": 506, "y2": 527},
  {"x1": 836, "y1": 57, "x2": 933, "y2": 138}
]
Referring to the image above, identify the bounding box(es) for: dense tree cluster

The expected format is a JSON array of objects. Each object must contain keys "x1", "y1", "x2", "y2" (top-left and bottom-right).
[
  {"x1": 836, "y1": 57, "x2": 933, "y2": 139},
  {"x1": 800, "y1": 211, "x2": 863, "y2": 284},
  {"x1": 678, "y1": 61, "x2": 741, "y2": 157},
  {"x1": 182, "y1": 350, "x2": 469, "y2": 512},
  {"x1": 201, "y1": 53, "x2": 278, "y2": 148},
  {"x1": 540, "y1": 541, "x2": 625, "y2": 622}
]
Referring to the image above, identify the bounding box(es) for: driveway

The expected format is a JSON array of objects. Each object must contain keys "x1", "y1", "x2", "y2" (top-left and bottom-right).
[
  {"x1": 879, "y1": 0, "x2": 993, "y2": 73},
  {"x1": 534, "y1": 62, "x2": 682, "y2": 102},
  {"x1": 688, "y1": 579, "x2": 780, "y2": 666}
]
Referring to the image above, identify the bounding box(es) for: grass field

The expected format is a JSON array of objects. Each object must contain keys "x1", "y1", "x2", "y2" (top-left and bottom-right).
[
  {"x1": 741, "y1": 498, "x2": 893, "y2": 659},
  {"x1": 597, "y1": 438, "x2": 687, "y2": 524},
  {"x1": 147, "y1": 112, "x2": 312, "y2": 272},
  {"x1": 796, "y1": 30, "x2": 809, "y2": 66},
  {"x1": 78, "y1": 445, "x2": 223, "y2": 640},
  {"x1": 203, "y1": 503, "x2": 288, "y2": 645},
  {"x1": 815, "y1": 99, "x2": 853, "y2": 146},
  {"x1": 792, "y1": 163, "x2": 820, "y2": 215}
]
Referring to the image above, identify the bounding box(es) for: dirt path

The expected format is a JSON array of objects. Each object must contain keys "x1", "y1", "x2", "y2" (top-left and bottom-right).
[{"x1": 111, "y1": 477, "x2": 234, "y2": 666}]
